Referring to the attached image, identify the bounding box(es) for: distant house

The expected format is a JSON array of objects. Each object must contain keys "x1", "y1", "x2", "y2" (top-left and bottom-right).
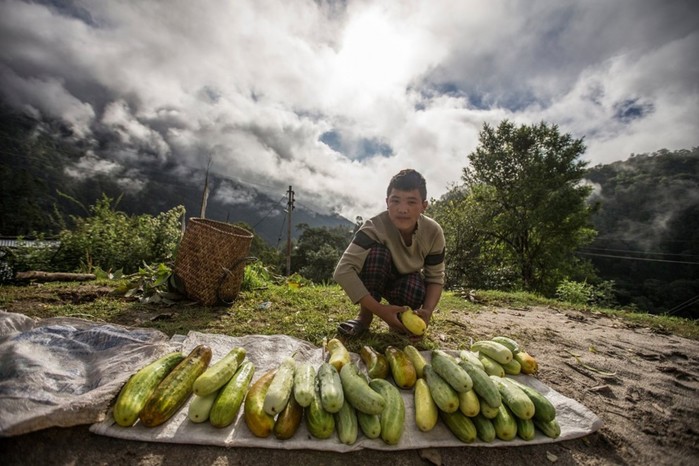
[{"x1": 0, "y1": 238, "x2": 60, "y2": 248}]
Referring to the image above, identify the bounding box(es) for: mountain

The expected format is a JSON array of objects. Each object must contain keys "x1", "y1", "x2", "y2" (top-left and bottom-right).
[
  {"x1": 582, "y1": 147, "x2": 699, "y2": 316},
  {"x1": 0, "y1": 107, "x2": 353, "y2": 245}
]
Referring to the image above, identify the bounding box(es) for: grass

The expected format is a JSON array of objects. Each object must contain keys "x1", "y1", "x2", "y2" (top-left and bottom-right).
[{"x1": 1, "y1": 279, "x2": 697, "y2": 354}]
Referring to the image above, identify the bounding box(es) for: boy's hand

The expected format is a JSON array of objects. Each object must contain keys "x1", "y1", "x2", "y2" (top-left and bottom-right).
[
  {"x1": 414, "y1": 308, "x2": 433, "y2": 326},
  {"x1": 377, "y1": 304, "x2": 410, "y2": 334}
]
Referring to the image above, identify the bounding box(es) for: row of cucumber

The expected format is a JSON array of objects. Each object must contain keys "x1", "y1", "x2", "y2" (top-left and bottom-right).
[{"x1": 111, "y1": 336, "x2": 557, "y2": 445}]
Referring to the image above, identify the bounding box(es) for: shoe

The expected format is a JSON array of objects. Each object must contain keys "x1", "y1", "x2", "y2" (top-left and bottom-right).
[{"x1": 337, "y1": 319, "x2": 369, "y2": 338}]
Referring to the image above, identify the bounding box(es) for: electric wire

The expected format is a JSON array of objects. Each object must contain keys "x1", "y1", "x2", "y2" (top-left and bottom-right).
[{"x1": 576, "y1": 251, "x2": 699, "y2": 265}]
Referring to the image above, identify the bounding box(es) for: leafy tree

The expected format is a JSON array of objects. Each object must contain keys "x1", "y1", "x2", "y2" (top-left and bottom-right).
[
  {"x1": 429, "y1": 186, "x2": 518, "y2": 290},
  {"x1": 459, "y1": 120, "x2": 597, "y2": 294},
  {"x1": 292, "y1": 224, "x2": 353, "y2": 283}
]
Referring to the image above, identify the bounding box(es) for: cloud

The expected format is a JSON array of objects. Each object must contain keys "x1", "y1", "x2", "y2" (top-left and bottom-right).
[{"x1": 0, "y1": 0, "x2": 696, "y2": 222}]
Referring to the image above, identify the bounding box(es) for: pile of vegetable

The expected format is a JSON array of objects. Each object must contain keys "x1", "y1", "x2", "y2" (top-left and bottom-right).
[{"x1": 112, "y1": 335, "x2": 559, "y2": 445}]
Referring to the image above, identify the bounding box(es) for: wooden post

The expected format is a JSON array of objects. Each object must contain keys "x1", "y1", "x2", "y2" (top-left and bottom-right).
[{"x1": 286, "y1": 185, "x2": 294, "y2": 275}]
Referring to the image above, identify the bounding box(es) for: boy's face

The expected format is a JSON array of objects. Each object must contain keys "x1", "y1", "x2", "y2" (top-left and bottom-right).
[{"x1": 386, "y1": 188, "x2": 428, "y2": 235}]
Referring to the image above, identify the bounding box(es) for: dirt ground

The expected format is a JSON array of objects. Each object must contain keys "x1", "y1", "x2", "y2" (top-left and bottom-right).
[{"x1": 3, "y1": 305, "x2": 699, "y2": 466}]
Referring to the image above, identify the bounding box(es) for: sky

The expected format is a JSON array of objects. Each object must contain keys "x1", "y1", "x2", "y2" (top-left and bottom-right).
[{"x1": 1, "y1": 0, "x2": 697, "y2": 221}]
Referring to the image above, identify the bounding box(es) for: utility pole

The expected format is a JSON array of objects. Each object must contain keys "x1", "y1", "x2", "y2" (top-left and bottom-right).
[{"x1": 286, "y1": 185, "x2": 295, "y2": 276}]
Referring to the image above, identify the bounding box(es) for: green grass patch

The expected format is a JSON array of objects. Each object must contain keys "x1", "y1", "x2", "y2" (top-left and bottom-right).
[{"x1": 1, "y1": 281, "x2": 697, "y2": 349}]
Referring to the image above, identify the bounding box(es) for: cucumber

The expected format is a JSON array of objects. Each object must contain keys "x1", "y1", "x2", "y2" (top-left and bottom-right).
[
  {"x1": 471, "y1": 340, "x2": 513, "y2": 365},
  {"x1": 458, "y1": 359, "x2": 502, "y2": 409},
  {"x1": 334, "y1": 401, "x2": 359, "y2": 445},
  {"x1": 510, "y1": 378, "x2": 557, "y2": 422},
  {"x1": 431, "y1": 350, "x2": 472, "y2": 393},
  {"x1": 459, "y1": 350, "x2": 485, "y2": 371},
  {"x1": 293, "y1": 362, "x2": 316, "y2": 408},
  {"x1": 502, "y1": 358, "x2": 522, "y2": 375},
  {"x1": 458, "y1": 389, "x2": 480, "y2": 417},
  {"x1": 472, "y1": 413, "x2": 496, "y2": 442},
  {"x1": 357, "y1": 411, "x2": 381, "y2": 439},
  {"x1": 263, "y1": 356, "x2": 296, "y2": 415},
  {"x1": 306, "y1": 383, "x2": 335, "y2": 439},
  {"x1": 403, "y1": 345, "x2": 428, "y2": 378},
  {"x1": 273, "y1": 395, "x2": 303, "y2": 440},
  {"x1": 516, "y1": 416, "x2": 536, "y2": 440},
  {"x1": 440, "y1": 410, "x2": 477, "y2": 443},
  {"x1": 491, "y1": 336, "x2": 521, "y2": 354},
  {"x1": 514, "y1": 351, "x2": 539, "y2": 374},
  {"x1": 534, "y1": 417, "x2": 561, "y2": 439},
  {"x1": 139, "y1": 345, "x2": 212, "y2": 427},
  {"x1": 339, "y1": 362, "x2": 386, "y2": 415},
  {"x1": 492, "y1": 403, "x2": 518, "y2": 441},
  {"x1": 188, "y1": 391, "x2": 218, "y2": 423},
  {"x1": 317, "y1": 362, "x2": 344, "y2": 413},
  {"x1": 209, "y1": 361, "x2": 255, "y2": 428},
  {"x1": 480, "y1": 397, "x2": 500, "y2": 419},
  {"x1": 193, "y1": 346, "x2": 246, "y2": 396},
  {"x1": 423, "y1": 364, "x2": 459, "y2": 413},
  {"x1": 479, "y1": 354, "x2": 506, "y2": 377},
  {"x1": 243, "y1": 369, "x2": 277, "y2": 438},
  {"x1": 360, "y1": 345, "x2": 389, "y2": 379},
  {"x1": 369, "y1": 378, "x2": 405, "y2": 446},
  {"x1": 327, "y1": 338, "x2": 351, "y2": 371},
  {"x1": 112, "y1": 351, "x2": 184, "y2": 427},
  {"x1": 414, "y1": 378, "x2": 438, "y2": 432},
  {"x1": 491, "y1": 376, "x2": 535, "y2": 420},
  {"x1": 385, "y1": 346, "x2": 416, "y2": 390}
]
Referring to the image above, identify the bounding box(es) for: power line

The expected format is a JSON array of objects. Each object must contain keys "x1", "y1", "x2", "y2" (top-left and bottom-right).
[
  {"x1": 666, "y1": 294, "x2": 699, "y2": 316},
  {"x1": 251, "y1": 196, "x2": 287, "y2": 229},
  {"x1": 576, "y1": 251, "x2": 699, "y2": 265},
  {"x1": 580, "y1": 247, "x2": 699, "y2": 259}
]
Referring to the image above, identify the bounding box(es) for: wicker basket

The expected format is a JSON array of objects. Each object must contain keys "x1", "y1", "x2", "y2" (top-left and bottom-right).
[{"x1": 173, "y1": 218, "x2": 254, "y2": 306}]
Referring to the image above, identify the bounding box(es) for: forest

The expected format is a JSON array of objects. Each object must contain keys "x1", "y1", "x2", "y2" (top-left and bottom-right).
[{"x1": 1, "y1": 107, "x2": 697, "y2": 317}]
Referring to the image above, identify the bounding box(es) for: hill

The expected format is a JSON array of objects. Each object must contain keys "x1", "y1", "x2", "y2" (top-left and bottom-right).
[
  {"x1": 0, "y1": 107, "x2": 353, "y2": 245},
  {"x1": 583, "y1": 148, "x2": 699, "y2": 316}
]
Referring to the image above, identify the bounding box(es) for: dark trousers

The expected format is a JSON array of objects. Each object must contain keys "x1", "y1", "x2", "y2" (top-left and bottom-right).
[{"x1": 360, "y1": 244, "x2": 426, "y2": 309}]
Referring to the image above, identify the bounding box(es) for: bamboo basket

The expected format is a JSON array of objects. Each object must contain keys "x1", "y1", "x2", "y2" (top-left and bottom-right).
[{"x1": 173, "y1": 218, "x2": 254, "y2": 306}]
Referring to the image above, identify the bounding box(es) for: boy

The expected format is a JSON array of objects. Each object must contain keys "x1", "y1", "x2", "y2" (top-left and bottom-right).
[{"x1": 333, "y1": 169, "x2": 446, "y2": 337}]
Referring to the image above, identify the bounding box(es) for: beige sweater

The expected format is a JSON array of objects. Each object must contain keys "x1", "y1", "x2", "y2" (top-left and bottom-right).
[{"x1": 333, "y1": 211, "x2": 446, "y2": 304}]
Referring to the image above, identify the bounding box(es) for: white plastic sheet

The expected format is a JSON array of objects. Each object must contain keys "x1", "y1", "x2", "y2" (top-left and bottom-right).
[
  {"x1": 91, "y1": 331, "x2": 603, "y2": 451},
  {"x1": 0, "y1": 311, "x2": 172, "y2": 437}
]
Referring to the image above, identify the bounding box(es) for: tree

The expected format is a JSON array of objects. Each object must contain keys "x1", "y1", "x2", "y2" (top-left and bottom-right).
[
  {"x1": 461, "y1": 120, "x2": 597, "y2": 294},
  {"x1": 292, "y1": 224, "x2": 353, "y2": 283}
]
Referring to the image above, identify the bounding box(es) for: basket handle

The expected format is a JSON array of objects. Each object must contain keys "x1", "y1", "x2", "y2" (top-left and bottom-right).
[{"x1": 217, "y1": 256, "x2": 258, "y2": 304}]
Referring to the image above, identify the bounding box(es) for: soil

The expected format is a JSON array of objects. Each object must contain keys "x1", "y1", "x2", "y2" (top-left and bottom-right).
[{"x1": 3, "y1": 303, "x2": 699, "y2": 465}]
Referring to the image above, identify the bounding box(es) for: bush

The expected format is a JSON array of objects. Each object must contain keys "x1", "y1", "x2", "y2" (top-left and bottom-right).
[
  {"x1": 52, "y1": 195, "x2": 185, "y2": 274},
  {"x1": 556, "y1": 279, "x2": 616, "y2": 307}
]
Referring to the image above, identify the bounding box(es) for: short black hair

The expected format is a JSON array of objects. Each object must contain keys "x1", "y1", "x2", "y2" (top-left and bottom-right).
[{"x1": 387, "y1": 169, "x2": 427, "y2": 201}]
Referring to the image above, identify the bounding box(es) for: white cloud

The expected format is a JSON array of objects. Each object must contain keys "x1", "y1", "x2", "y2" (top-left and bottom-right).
[{"x1": 1, "y1": 0, "x2": 696, "y2": 222}]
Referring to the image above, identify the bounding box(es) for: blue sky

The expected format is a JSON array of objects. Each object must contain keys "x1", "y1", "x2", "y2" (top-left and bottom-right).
[{"x1": 1, "y1": 0, "x2": 697, "y2": 221}]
